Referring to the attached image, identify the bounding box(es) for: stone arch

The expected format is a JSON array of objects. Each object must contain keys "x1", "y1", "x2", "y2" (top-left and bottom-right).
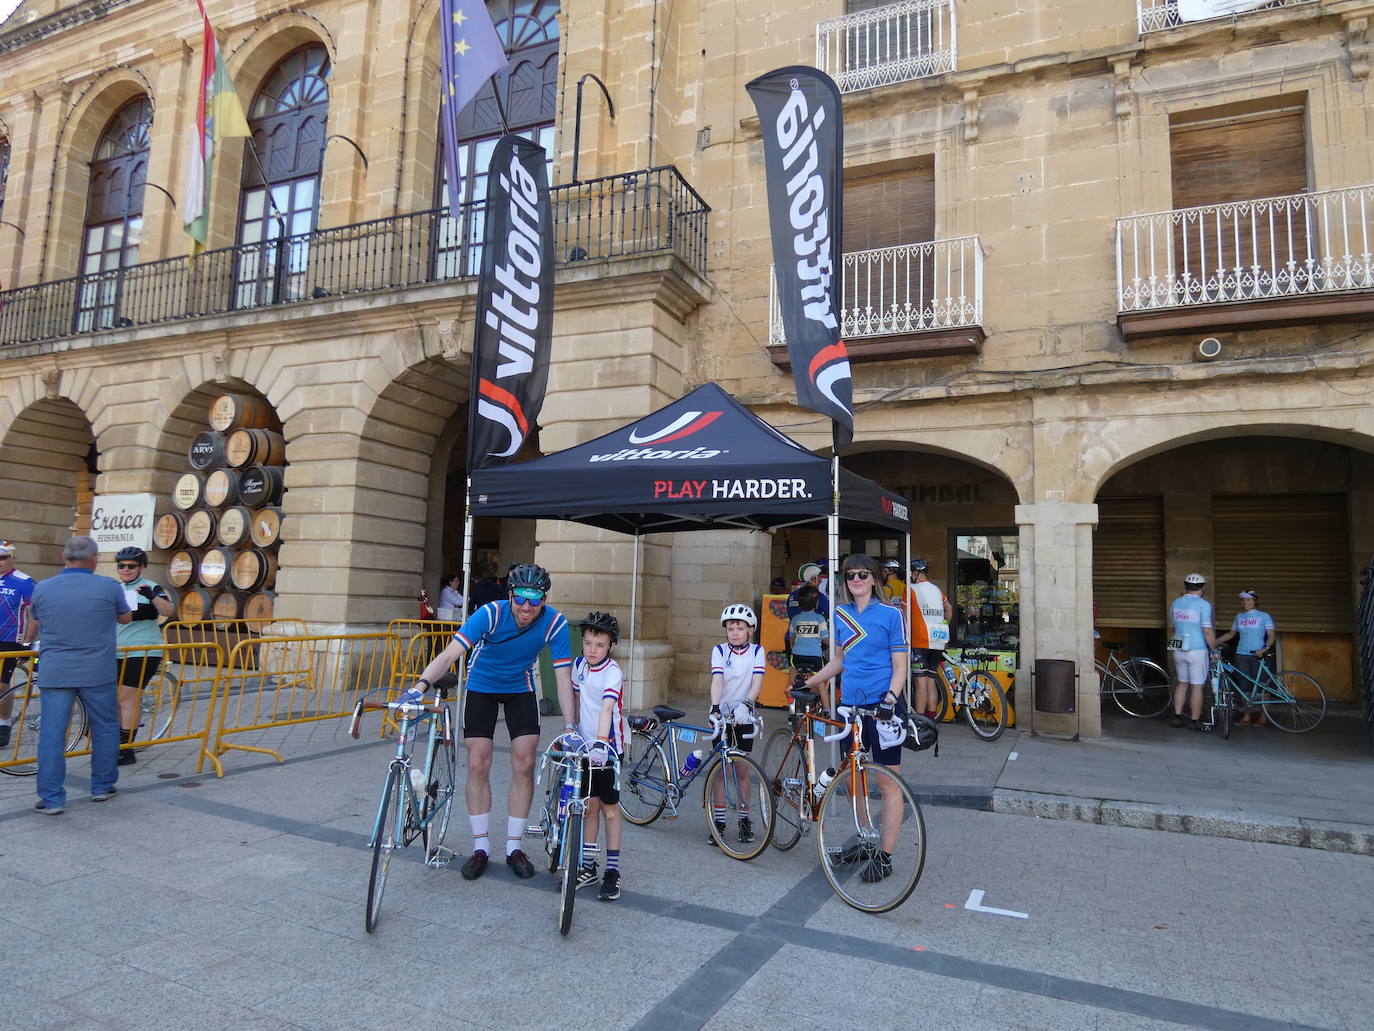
[
  {"x1": 226, "y1": 14, "x2": 337, "y2": 88},
  {"x1": 846, "y1": 436, "x2": 1030, "y2": 505}
]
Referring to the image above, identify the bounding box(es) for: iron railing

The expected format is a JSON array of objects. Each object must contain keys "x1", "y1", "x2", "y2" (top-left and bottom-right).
[
  {"x1": 817, "y1": 0, "x2": 956, "y2": 94},
  {"x1": 1359, "y1": 556, "x2": 1374, "y2": 754},
  {"x1": 1116, "y1": 184, "x2": 1374, "y2": 313},
  {"x1": 0, "y1": 166, "x2": 709, "y2": 347},
  {"x1": 1136, "y1": 0, "x2": 1316, "y2": 34},
  {"x1": 769, "y1": 236, "x2": 983, "y2": 347}
]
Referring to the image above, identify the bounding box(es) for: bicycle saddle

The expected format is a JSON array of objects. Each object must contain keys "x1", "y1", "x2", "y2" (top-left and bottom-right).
[
  {"x1": 787, "y1": 687, "x2": 820, "y2": 708},
  {"x1": 1103, "y1": 641, "x2": 1125, "y2": 652},
  {"x1": 652, "y1": 705, "x2": 685, "y2": 721}
]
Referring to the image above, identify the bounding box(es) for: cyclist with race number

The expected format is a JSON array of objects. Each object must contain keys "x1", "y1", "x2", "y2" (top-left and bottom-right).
[
  {"x1": 570, "y1": 611, "x2": 627, "y2": 902},
  {"x1": 112, "y1": 547, "x2": 174, "y2": 764},
  {"x1": 906, "y1": 558, "x2": 952, "y2": 721},
  {"x1": 0, "y1": 541, "x2": 36, "y2": 749},
  {"x1": 413, "y1": 563, "x2": 573, "y2": 881},
  {"x1": 1168, "y1": 573, "x2": 1217, "y2": 731}
]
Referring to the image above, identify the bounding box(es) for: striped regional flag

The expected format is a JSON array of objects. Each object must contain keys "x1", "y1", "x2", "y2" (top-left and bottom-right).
[{"x1": 183, "y1": 0, "x2": 250, "y2": 247}]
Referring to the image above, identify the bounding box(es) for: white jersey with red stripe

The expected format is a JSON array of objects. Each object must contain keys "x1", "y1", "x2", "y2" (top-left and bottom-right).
[
  {"x1": 572, "y1": 654, "x2": 626, "y2": 752},
  {"x1": 907, "y1": 581, "x2": 950, "y2": 651},
  {"x1": 711, "y1": 642, "x2": 765, "y2": 706}
]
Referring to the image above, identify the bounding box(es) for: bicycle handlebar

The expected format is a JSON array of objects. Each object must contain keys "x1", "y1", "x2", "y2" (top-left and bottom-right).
[
  {"x1": 347, "y1": 695, "x2": 447, "y2": 739},
  {"x1": 821, "y1": 704, "x2": 887, "y2": 742}
]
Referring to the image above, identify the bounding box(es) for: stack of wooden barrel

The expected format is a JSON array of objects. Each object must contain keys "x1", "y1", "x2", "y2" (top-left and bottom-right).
[{"x1": 153, "y1": 393, "x2": 285, "y2": 622}]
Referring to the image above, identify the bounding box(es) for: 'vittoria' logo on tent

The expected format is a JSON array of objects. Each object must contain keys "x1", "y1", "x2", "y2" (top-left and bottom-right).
[{"x1": 627, "y1": 410, "x2": 723, "y2": 445}]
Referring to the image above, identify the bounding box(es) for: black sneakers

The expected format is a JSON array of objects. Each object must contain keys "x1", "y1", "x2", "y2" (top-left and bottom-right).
[
  {"x1": 575, "y1": 862, "x2": 599, "y2": 890},
  {"x1": 459, "y1": 849, "x2": 489, "y2": 880},
  {"x1": 0, "y1": 723, "x2": 11, "y2": 748},
  {"x1": 1171, "y1": 714, "x2": 1186, "y2": 728},
  {"x1": 860, "y1": 850, "x2": 893, "y2": 883},
  {"x1": 738, "y1": 817, "x2": 755, "y2": 844},
  {"x1": 598, "y1": 869, "x2": 621, "y2": 901},
  {"x1": 707, "y1": 820, "x2": 726, "y2": 845},
  {"x1": 117, "y1": 749, "x2": 137, "y2": 766},
  {"x1": 506, "y1": 849, "x2": 536, "y2": 879}
]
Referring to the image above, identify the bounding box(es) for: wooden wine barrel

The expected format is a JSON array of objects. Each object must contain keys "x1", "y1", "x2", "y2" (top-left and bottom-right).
[
  {"x1": 225, "y1": 428, "x2": 286, "y2": 468},
  {"x1": 249, "y1": 506, "x2": 283, "y2": 548},
  {"x1": 153, "y1": 512, "x2": 186, "y2": 551},
  {"x1": 167, "y1": 550, "x2": 198, "y2": 588},
  {"x1": 244, "y1": 590, "x2": 276, "y2": 622},
  {"x1": 173, "y1": 472, "x2": 206, "y2": 511},
  {"x1": 177, "y1": 587, "x2": 217, "y2": 622},
  {"x1": 238, "y1": 465, "x2": 285, "y2": 507},
  {"x1": 198, "y1": 547, "x2": 232, "y2": 588},
  {"x1": 217, "y1": 506, "x2": 253, "y2": 548},
  {"x1": 204, "y1": 467, "x2": 240, "y2": 507},
  {"x1": 231, "y1": 548, "x2": 278, "y2": 591},
  {"x1": 188, "y1": 430, "x2": 227, "y2": 470},
  {"x1": 209, "y1": 393, "x2": 275, "y2": 433},
  {"x1": 212, "y1": 590, "x2": 252, "y2": 620},
  {"x1": 184, "y1": 508, "x2": 218, "y2": 549}
]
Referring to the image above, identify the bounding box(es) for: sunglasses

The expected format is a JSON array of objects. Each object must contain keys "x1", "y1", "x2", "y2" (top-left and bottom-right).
[
  {"x1": 116, "y1": 563, "x2": 142, "y2": 570},
  {"x1": 845, "y1": 570, "x2": 873, "y2": 581},
  {"x1": 512, "y1": 595, "x2": 545, "y2": 608}
]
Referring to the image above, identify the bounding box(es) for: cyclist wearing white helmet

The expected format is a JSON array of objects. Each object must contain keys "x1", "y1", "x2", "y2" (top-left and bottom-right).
[
  {"x1": 1168, "y1": 572, "x2": 1217, "y2": 730},
  {"x1": 707, "y1": 603, "x2": 765, "y2": 846}
]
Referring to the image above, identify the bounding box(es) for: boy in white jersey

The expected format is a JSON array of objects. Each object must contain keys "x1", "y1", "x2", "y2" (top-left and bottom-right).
[
  {"x1": 570, "y1": 612, "x2": 627, "y2": 901},
  {"x1": 708, "y1": 603, "x2": 765, "y2": 846}
]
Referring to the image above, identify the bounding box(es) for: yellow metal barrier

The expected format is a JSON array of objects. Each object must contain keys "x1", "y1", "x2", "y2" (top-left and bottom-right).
[
  {"x1": 207, "y1": 633, "x2": 397, "y2": 771},
  {"x1": 0, "y1": 641, "x2": 225, "y2": 774}
]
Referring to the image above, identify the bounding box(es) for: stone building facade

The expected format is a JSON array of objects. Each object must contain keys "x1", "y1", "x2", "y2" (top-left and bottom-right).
[{"x1": 2, "y1": 0, "x2": 1372, "y2": 731}]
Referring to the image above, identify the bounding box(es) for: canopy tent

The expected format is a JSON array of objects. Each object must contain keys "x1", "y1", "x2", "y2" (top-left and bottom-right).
[{"x1": 469, "y1": 382, "x2": 910, "y2": 535}]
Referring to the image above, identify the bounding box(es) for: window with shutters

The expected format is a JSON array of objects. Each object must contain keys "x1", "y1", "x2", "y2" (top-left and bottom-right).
[
  {"x1": 1212, "y1": 494, "x2": 1350, "y2": 633},
  {"x1": 1093, "y1": 498, "x2": 1166, "y2": 628}
]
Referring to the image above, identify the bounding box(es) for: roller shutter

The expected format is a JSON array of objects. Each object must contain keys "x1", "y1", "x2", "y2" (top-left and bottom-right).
[
  {"x1": 844, "y1": 159, "x2": 935, "y2": 253},
  {"x1": 1212, "y1": 494, "x2": 1350, "y2": 632},
  {"x1": 1093, "y1": 498, "x2": 1165, "y2": 627}
]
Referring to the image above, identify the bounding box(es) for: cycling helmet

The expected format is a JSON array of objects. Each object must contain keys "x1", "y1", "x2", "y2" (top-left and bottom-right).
[
  {"x1": 720, "y1": 604, "x2": 757, "y2": 628},
  {"x1": 115, "y1": 546, "x2": 148, "y2": 566},
  {"x1": 581, "y1": 611, "x2": 620, "y2": 644},
  {"x1": 1184, "y1": 572, "x2": 1206, "y2": 587},
  {"x1": 507, "y1": 563, "x2": 552, "y2": 594},
  {"x1": 882, "y1": 558, "x2": 901, "y2": 571},
  {"x1": 798, "y1": 562, "x2": 821, "y2": 582},
  {"x1": 910, "y1": 558, "x2": 929, "y2": 574}
]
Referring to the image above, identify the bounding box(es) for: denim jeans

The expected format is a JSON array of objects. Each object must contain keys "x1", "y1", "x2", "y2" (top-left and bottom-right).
[{"x1": 37, "y1": 683, "x2": 119, "y2": 807}]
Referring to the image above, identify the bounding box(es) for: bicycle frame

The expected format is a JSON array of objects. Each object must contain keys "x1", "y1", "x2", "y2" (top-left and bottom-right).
[
  {"x1": 357, "y1": 694, "x2": 454, "y2": 864},
  {"x1": 631, "y1": 716, "x2": 750, "y2": 817},
  {"x1": 770, "y1": 701, "x2": 848, "y2": 826},
  {"x1": 534, "y1": 740, "x2": 622, "y2": 863},
  {"x1": 1218, "y1": 656, "x2": 1292, "y2": 707}
]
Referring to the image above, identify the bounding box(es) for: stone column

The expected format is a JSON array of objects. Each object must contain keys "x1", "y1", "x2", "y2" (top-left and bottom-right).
[
  {"x1": 14, "y1": 83, "x2": 72, "y2": 287},
  {"x1": 1014, "y1": 500, "x2": 1101, "y2": 737}
]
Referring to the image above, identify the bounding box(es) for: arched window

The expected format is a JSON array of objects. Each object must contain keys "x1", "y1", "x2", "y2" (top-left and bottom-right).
[
  {"x1": 235, "y1": 45, "x2": 330, "y2": 307},
  {"x1": 76, "y1": 98, "x2": 151, "y2": 331},
  {"x1": 435, "y1": 0, "x2": 557, "y2": 278}
]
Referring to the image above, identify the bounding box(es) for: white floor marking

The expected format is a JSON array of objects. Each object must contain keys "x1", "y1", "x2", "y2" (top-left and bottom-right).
[
  {"x1": 965, "y1": 889, "x2": 1029, "y2": 919},
  {"x1": 1008, "y1": 751, "x2": 1018, "y2": 760}
]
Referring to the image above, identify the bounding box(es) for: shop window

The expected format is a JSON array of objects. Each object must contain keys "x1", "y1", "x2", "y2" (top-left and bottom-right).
[{"x1": 950, "y1": 531, "x2": 1019, "y2": 663}]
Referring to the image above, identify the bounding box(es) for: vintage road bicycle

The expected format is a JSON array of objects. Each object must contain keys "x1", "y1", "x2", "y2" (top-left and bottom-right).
[
  {"x1": 1094, "y1": 641, "x2": 1172, "y2": 719},
  {"x1": 1207, "y1": 651, "x2": 1327, "y2": 739},
  {"x1": 350, "y1": 674, "x2": 458, "y2": 933},
  {"x1": 762, "y1": 685, "x2": 928, "y2": 913},
  {"x1": 927, "y1": 648, "x2": 1009, "y2": 741},
  {"x1": 617, "y1": 703, "x2": 775, "y2": 861}
]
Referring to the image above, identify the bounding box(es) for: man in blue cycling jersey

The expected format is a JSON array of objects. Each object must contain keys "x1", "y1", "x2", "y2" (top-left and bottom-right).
[
  {"x1": 414, "y1": 563, "x2": 573, "y2": 881},
  {"x1": 1168, "y1": 572, "x2": 1217, "y2": 731}
]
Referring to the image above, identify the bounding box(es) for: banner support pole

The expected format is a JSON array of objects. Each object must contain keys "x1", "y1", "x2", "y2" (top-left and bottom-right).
[
  {"x1": 828, "y1": 450, "x2": 840, "y2": 767},
  {"x1": 629, "y1": 532, "x2": 641, "y2": 704}
]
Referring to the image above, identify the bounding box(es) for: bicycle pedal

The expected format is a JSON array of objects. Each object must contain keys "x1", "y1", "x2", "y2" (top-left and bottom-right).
[
  {"x1": 525, "y1": 824, "x2": 543, "y2": 836},
  {"x1": 425, "y1": 847, "x2": 456, "y2": 869}
]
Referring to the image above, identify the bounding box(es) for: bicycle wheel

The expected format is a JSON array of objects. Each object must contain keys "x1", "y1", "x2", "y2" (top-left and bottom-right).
[
  {"x1": 764, "y1": 728, "x2": 806, "y2": 851},
  {"x1": 1111, "y1": 659, "x2": 1173, "y2": 719},
  {"x1": 618, "y1": 730, "x2": 668, "y2": 826},
  {"x1": 143, "y1": 671, "x2": 181, "y2": 741},
  {"x1": 962, "y1": 672, "x2": 1008, "y2": 741},
  {"x1": 1263, "y1": 671, "x2": 1327, "y2": 734},
  {"x1": 817, "y1": 762, "x2": 926, "y2": 914},
  {"x1": 366, "y1": 767, "x2": 403, "y2": 933},
  {"x1": 702, "y1": 753, "x2": 773, "y2": 861},
  {"x1": 1214, "y1": 683, "x2": 1233, "y2": 740},
  {"x1": 421, "y1": 734, "x2": 457, "y2": 865},
  {"x1": 558, "y1": 812, "x2": 583, "y2": 936},
  {"x1": 0, "y1": 677, "x2": 38, "y2": 776},
  {"x1": 932, "y1": 676, "x2": 953, "y2": 723}
]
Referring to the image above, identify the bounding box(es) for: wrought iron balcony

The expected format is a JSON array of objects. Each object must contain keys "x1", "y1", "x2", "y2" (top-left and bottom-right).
[
  {"x1": 768, "y1": 236, "x2": 984, "y2": 365},
  {"x1": 817, "y1": 0, "x2": 956, "y2": 94},
  {"x1": 1116, "y1": 185, "x2": 1374, "y2": 330},
  {"x1": 1136, "y1": 0, "x2": 1315, "y2": 35},
  {"x1": 0, "y1": 166, "x2": 709, "y2": 347}
]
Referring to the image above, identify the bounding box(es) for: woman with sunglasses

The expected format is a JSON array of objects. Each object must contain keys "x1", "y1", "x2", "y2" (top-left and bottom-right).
[
  {"x1": 802, "y1": 554, "x2": 910, "y2": 878},
  {"x1": 113, "y1": 547, "x2": 174, "y2": 765}
]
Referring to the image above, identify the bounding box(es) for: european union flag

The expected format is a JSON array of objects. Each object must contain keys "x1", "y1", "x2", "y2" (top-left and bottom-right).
[{"x1": 440, "y1": 0, "x2": 509, "y2": 219}]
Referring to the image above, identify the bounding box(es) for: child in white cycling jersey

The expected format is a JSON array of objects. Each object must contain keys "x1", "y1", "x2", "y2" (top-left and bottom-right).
[
  {"x1": 708, "y1": 603, "x2": 765, "y2": 847},
  {"x1": 570, "y1": 612, "x2": 626, "y2": 902}
]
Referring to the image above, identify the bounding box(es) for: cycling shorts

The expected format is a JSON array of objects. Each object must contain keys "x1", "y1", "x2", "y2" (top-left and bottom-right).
[
  {"x1": 0, "y1": 641, "x2": 26, "y2": 682},
  {"x1": 577, "y1": 764, "x2": 620, "y2": 806},
  {"x1": 462, "y1": 689, "x2": 541, "y2": 740},
  {"x1": 910, "y1": 648, "x2": 942, "y2": 673},
  {"x1": 117, "y1": 655, "x2": 162, "y2": 690},
  {"x1": 859, "y1": 696, "x2": 909, "y2": 767},
  {"x1": 1171, "y1": 649, "x2": 1209, "y2": 686},
  {"x1": 721, "y1": 721, "x2": 755, "y2": 753}
]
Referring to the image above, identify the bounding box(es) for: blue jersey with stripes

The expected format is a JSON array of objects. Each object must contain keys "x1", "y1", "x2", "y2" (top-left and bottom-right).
[
  {"x1": 1168, "y1": 594, "x2": 1213, "y2": 652},
  {"x1": 454, "y1": 601, "x2": 571, "y2": 694},
  {"x1": 832, "y1": 599, "x2": 908, "y2": 706}
]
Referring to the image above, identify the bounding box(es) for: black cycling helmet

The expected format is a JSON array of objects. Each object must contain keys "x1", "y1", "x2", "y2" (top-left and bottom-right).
[
  {"x1": 507, "y1": 563, "x2": 552, "y2": 594},
  {"x1": 581, "y1": 611, "x2": 620, "y2": 644},
  {"x1": 115, "y1": 546, "x2": 148, "y2": 566},
  {"x1": 910, "y1": 557, "x2": 929, "y2": 574}
]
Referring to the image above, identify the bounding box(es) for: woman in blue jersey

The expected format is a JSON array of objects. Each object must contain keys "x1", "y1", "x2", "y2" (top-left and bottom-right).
[
  {"x1": 803, "y1": 554, "x2": 909, "y2": 878},
  {"x1": 1215, "y1": 589, "x2": 1277, "y2": 726}
]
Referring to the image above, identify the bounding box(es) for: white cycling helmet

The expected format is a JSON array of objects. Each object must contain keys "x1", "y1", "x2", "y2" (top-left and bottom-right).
[
  {"x1": 1184, "y1": 572, "x2": 1206, "y2": 587},
  {"x1": 720, "y1": 603, "x2": 757, "y2": 628}
]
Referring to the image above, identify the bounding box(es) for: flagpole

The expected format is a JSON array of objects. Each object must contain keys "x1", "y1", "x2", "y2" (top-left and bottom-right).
[
  {"x1": 629, "y1": 531, "x2": 640, "y2": 705},
  {"x1": 828, "y1": 449, "x2": 839, "y2": 768}
]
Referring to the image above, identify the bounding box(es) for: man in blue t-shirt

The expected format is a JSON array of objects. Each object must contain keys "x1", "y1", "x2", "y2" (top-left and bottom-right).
[
  {"x1": 414, "y1": 562, "x2": 572, "y2": 882},
  {"x1": 27, "y1": 536, "x2": 133, "y2": 813},
  {"x1": 1168, "y1": 572, "x2": 1217, "y2": 731},
  {"x1": 0, "y1": 540, "x2": 37, "y2": 749}
]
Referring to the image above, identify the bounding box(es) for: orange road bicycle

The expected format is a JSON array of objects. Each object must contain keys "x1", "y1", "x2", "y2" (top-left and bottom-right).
[{"x1": 762, "y1": 686, "x2": 928, "y2": 913}]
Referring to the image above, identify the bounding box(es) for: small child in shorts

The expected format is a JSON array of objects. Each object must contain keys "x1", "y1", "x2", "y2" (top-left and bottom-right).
[
  {"x1": 708, "y1": 603, "x2": 765, "y2": 846},
  {"x1": 785, "y1": 585, "x2": 829, "y2": 678},
  {"x1": 571, "y1": 612, "x2": 626, "y2": 901}
]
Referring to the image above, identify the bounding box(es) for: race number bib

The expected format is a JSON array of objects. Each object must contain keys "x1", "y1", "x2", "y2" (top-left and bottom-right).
[{"x1": 1168, "y1": 638, "x2": 1183, "y2": 650}]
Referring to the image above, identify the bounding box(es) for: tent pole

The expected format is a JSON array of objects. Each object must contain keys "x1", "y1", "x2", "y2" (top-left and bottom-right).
[
  {"x1": 629, "y1": 532, "x2": 641, "y2": 704},
  {"x1": 829, "y1": 452, "x2": 840, "y2": 769},
  {"x1": 904, "y1": 529, "x2": 912, "y2": 707},
  {"x1": 458, "y1": 474, "x2": 474, "y2": 713}
]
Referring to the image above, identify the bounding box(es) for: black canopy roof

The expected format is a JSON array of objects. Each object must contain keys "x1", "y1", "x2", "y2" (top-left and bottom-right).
[{"x1": 469, "y1": 383, "x2": 910, "y2": 535}]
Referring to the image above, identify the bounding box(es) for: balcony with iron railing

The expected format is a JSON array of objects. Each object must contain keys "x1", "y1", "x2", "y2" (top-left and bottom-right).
[
  {"x1": 1136, "y1": 0, "x2": 1316, "y2": 35},
  {"x1": 0, "y1": 166, "x2": 710, "y2": 348},
  {"x1": 817, "y1": 0, "x2": 956, "y2": 94},
  {"x1": 1116, "y1": 184, "x2": 1374, "y2": 337},
  {"x1": 768, "y1": 236, "x2": 984, "y2": 367}
]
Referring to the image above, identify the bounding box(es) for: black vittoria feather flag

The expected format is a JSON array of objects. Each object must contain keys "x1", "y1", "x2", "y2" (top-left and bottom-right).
[
  {"x1": 747, "y1": 66, "x2": 853, "y2": 454},
  {"x1": 467, "y1": 135, "x2": 554, "y2": 469}
]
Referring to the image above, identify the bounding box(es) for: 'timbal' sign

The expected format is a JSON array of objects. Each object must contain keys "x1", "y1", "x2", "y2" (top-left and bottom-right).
[{"x1": 91, "y1": 493, "x2": 156, "y2": 552}]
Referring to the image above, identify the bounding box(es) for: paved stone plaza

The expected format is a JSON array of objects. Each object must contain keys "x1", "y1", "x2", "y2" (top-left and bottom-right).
[{"x1": 3, "y1": 705, "x2": 1371, "y2": 1031}]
